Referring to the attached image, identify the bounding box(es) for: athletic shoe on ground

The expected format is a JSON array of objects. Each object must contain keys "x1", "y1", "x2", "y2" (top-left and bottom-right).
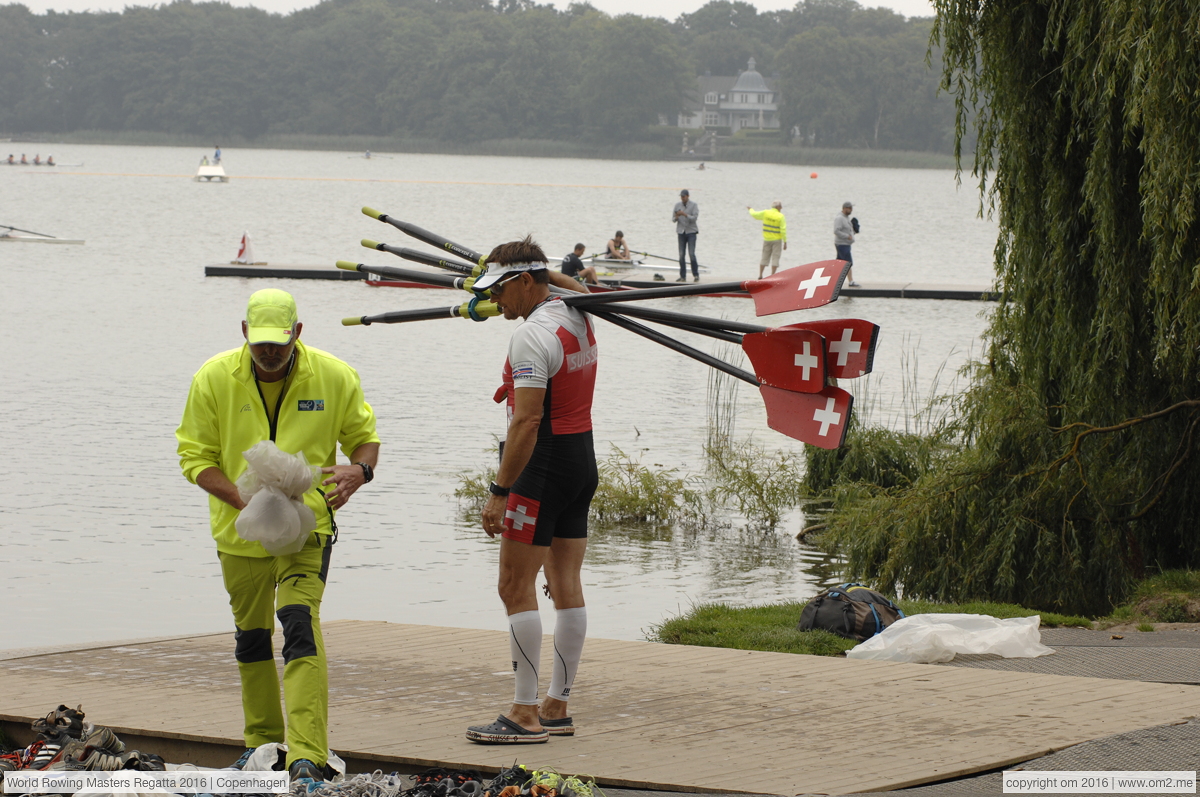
[
  {"x1": 848, "y1": 281, "x2": 860, "y2": 286},
  {"x1": 81, "y1": 725, "x2": 125, "y2": 754},
  {"x1": 228, "y1": 747, "x2": 256, "y2": 770},
  {"x1": 465, "y1": 717, "x2": 548, "y2": 745},
  {"x1": 693, "y1": 276, "x2": 700, "y2": 282},
  {"x1": 537, "y1": 716, "x2": 574, "y2": 736},
  {"x1": 561, "y1": 776, "x2": 603, "y2": 797},
  {"x1": 483, "y1": 763, "x2": 529, "y2": 797},
  {"x1": 31, "y1": 706, "x2": 86, "y2": 740},
  {"x1": 289, "y1": 758, "x2": 324, "y2": 783},
  {"x1": 674, "y1": 277, "x2": 686, "y2": 282},
  {"x1": 527, "y1": 768, "x2": 565, "y2": 797}
]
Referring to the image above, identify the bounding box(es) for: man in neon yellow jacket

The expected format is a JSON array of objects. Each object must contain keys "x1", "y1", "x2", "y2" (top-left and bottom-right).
[
  {"x1": 748, "y1": 201, "x2": 787, "y2": 279},
  {"x1": 176, "y1": 289, "x2": 379, "y2": 783}
]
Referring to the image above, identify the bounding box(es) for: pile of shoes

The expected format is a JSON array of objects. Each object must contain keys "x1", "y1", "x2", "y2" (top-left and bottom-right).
[
  {"x1": 0, "y1": 704, "x2": 165, "y2": 783},
  {"x1": 479, "y1": 765, "x2": 601, "y2": 797},
  {"x1": 403, "y1": 767, "x2": 485, "y2": 797}
]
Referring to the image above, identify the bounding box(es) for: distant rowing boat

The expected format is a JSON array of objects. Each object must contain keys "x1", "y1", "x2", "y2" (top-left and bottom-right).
[{"x1": 1, "y1": 225, "x2": 84, "y2": 245}]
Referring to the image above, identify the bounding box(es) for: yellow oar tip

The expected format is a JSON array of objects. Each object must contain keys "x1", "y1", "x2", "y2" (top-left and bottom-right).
[
  {"x1": 360, "y1": 238, "x2": 381, "y2": 249},
  {"x1": 361, "y1": 206, "x2": 382, "y2": 219},
  {"x1": 342, "y1": 317, "x2": 364, "y2": 326},
  {"x1": 335, "y1": 260, "x2": 359, "y2": 271}
]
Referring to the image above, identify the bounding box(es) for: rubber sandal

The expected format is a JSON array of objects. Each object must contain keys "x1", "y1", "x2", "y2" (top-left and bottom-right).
[
  {"x1": 465, "y1": 715, "x2": 549, "y2": 744},
  {"x1": 538, "y1": 716, "x2": 574, "y2": 736}
]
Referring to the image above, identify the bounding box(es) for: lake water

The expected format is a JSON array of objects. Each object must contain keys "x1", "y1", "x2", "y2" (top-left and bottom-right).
[{"x1": 0, "y1": 143, "x2": 998, "y2": 651}]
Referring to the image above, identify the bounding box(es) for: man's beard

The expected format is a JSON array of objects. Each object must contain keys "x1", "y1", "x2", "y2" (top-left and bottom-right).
[{"x1": 252, "y1": 349, "x2": 292, "y2": 375}]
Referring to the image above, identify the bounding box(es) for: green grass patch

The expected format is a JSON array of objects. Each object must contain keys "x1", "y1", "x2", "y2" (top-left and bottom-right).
[
  {"x1": 648, "y1": 602, "x2": 857, "y2": 656},
  {"x1": 647, "y1": 598, "x2": 1091, "y2": 656},
  {"x1": 1102, "y1": 569, "x2": 1200, "y2": 625}
]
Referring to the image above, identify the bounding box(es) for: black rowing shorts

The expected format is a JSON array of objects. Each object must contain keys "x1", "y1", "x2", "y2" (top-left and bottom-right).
[{"x1": 502, "y1": 432, "x2": 598, "y2": 547}]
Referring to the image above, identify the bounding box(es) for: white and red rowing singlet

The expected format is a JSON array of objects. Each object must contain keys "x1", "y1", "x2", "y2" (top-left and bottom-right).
[{"x1": 501, "y1": 298, "x2": 597, "y2": 435}]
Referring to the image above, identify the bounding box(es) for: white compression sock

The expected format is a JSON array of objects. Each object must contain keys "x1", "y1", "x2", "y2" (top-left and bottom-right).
[
  {"x1": 508, "y1": 610, "x2": 542, "y2": 705},
  {"x1": 547, "y1": 606, "x2": 587, "y2": 702}
]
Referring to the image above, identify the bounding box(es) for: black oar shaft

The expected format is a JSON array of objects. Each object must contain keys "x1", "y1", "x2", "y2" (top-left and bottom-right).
[
  {"x1": 586, "y1": 309, "x2": 758, "y2": 387},
  {"x1": 604, "y1": 311, "x2": 743, "y2": 344},
  {"x1": 359, "y1": 306, "x2": 465, "y2": 325},
  {"x1": 368, "y1": 241, "x2": 477, "y2": 275},
  {"x1": 364, "y1": 208, "x2": 486, "y2": 265},
  {"x1": 339, "y1": 261, "x2": 464, "y2": 289},
  {"x1": 598, "y1": 303, "x2": 764, "y2": 335},
  {"x1": 562, "y1": 282, "x2": 746, "y2": 306}
]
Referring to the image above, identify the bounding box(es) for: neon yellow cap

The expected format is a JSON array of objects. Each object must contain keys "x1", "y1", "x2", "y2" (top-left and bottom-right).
[{"x1": 245, "y1": 289, "x2": 298, "y2": 345}]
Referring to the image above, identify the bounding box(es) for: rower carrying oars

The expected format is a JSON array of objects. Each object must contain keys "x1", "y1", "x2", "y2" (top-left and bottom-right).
[{"x1": 341, "y1": 209, "x2": 881, "y2": 449}]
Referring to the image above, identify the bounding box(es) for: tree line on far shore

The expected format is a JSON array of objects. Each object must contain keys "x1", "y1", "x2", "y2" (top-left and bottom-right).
[{"x1": 0, "y1": 0, "x2": 956, "y2": 152}]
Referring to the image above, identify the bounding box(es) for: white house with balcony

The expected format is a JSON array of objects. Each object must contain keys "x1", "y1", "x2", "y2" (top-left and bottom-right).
[{"x1": 674, "y1": 58, "x2": 781, "y2": 131}]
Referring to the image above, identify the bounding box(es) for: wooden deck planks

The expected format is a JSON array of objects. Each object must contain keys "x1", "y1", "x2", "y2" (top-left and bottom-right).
[{"x1": 4, "y1": 619, "x2": 1200, "y2": 795}]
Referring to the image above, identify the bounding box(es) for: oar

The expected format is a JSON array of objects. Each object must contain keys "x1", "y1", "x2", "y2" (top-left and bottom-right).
[
  {"x1": 1, "y1": 224, "x2": 56, "y2": 239},
  {"x1": 362, "y1": 207, "x2": 487, "y2": 267},
  {"x1": 336, "y1": 260, "x2": 477, "y2": 290},
  {"x1": 553, "y1": 259, "x2": 850, "y2": 316},
  {"x1": 361, "y1": 239, "x2": 479, "y2": 276},
  {"x1": 597, "y1": 305, "x2": 880, "y2": 381},
  {"x1": 343, "y1": 300, "x2": 499, "y2": 326},
  {"x1": 586, "y1": 308, "x2": 852, "y2": 448},
  {"x1": 591, "y1": 305, "x2": 825, "y2": 394}
]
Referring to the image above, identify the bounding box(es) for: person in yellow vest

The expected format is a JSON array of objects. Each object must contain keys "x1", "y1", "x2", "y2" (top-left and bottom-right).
[
  {"x1": 748, "y1": 201, "x2": 787, "y2": 279},
  {"x1": 176, "y1": 289, "x2": 380, "y2": 784}
]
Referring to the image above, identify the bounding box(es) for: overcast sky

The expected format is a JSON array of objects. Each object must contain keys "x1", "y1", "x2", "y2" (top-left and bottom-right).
[{"x1": 21, "y1": 0, "x2": 936, "y2": 21}]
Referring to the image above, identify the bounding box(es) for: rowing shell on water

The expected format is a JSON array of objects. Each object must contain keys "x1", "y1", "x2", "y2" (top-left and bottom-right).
[{"x1": 0, "y1": 232, "x2": 85, "y2": 245}]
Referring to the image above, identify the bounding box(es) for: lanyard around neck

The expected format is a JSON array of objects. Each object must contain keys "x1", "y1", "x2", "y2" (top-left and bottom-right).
[{"x1": 253, "y1": 353, "x2": 294, "y2": 443}]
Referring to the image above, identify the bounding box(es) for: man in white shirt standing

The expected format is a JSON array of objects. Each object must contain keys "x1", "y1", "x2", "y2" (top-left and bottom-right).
[
  {"x1": 673, "y1": 189, "x2": 700, "y2": 282},
  {"x1": 835, "y1": 201, "x2": 859, "y2": 286},
  {"x1": 466, "y1": 237, "x2": 597, "y2": 745}
]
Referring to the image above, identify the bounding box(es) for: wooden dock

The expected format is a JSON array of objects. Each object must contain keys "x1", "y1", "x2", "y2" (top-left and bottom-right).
[{"x1": 4, "y1": 621, "x2": 1196, "y2": 795}]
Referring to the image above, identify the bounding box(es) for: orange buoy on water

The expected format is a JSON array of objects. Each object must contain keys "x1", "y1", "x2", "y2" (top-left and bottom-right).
[{"x1": 810, "y1": 172, "x2": 818, "y2": 179}]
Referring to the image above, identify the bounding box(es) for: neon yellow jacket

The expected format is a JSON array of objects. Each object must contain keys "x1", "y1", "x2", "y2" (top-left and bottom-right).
[
  {"x1": 176, "y1": 341, "x2": 379, "y2": 557},
  {"x1": 749, "y1": 207, "x2": 787, "y2": 241}
]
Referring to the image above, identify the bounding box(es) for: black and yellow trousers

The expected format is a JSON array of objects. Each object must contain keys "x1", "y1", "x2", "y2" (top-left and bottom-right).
[{"x1": 218, "y1": 532, "x2": 332, "y2": 768}]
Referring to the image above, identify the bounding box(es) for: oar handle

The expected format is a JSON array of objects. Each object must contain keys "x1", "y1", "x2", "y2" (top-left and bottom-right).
[
  {"x1": 361, "y1": 240, "x2": 480, "y2": 276},
  {"x1": 362, "y1": 208, "x2": 487, "y2": 267},
  {"x1": 585, "y1": 308, "x2": 758, "y2": 386},
  {"x1": 343, "y1": 300, "x2": 500, "y2": 326}
]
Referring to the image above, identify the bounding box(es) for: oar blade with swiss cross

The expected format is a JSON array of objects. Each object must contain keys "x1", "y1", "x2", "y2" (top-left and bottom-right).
[{"x1": 760, "y1": 385, "x2": 854, "y2": 449}]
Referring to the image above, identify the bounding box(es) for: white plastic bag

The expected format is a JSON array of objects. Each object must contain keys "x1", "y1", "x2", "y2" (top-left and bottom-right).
[
  {"x1": 234, "y1": 441, "x2": 317, "y2": 556},
  {"x1": 242, "y1": 742, "x2": 346, "y2": 776},
  {"x1": 236, "y1": 441, "x2": 316, "y2": 501},
  {"x1": 845, "y1": 613, "x2": 1055, "y2": 663}
]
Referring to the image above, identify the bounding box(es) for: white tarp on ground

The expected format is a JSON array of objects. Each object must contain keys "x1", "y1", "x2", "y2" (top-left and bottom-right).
[{"x1": 845, "y1": 613, "x2": 1056, "y2": 663}]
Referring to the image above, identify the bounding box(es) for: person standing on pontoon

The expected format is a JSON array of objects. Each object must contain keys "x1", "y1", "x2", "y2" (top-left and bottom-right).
[
  {"x1": 748, "y1": 201, "x2": 787, "y2": 279},
  {"x1": 673, "y1": 189, "x2": 700, "y2": 282}
]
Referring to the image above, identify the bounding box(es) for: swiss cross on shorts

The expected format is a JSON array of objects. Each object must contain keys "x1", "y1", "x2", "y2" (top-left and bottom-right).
[{"x1": 503, "y1": 494, "x2": 541, "y2": 544}]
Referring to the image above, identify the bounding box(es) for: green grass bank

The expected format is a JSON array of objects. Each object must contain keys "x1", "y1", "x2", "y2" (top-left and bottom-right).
[{"x1": 647, "y1": 571, "x2": 1199, "y2": 656}]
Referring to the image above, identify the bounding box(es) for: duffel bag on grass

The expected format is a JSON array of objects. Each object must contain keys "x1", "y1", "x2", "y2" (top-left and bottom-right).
[{"x1": 797, "y1": 583, "x2": 904, "y2": 641}]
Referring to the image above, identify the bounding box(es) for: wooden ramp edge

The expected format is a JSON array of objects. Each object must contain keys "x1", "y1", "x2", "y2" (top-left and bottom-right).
[{"x1": 2, "y1": 620, "x2": 1199, "y2": 796}]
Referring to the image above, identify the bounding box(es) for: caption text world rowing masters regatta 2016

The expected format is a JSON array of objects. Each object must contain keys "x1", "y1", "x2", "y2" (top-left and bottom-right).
[{"x1": 1, "y1": 771, "x2": 289, "y2": 794}]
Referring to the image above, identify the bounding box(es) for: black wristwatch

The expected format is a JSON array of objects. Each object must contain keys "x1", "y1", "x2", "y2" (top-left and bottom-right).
[
  {"x1": 355, "y1": 462, "x2": 374, "y2": 483},
  {"x1": 488, "y1": 482, "x2": 510, "y2": 497}
]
